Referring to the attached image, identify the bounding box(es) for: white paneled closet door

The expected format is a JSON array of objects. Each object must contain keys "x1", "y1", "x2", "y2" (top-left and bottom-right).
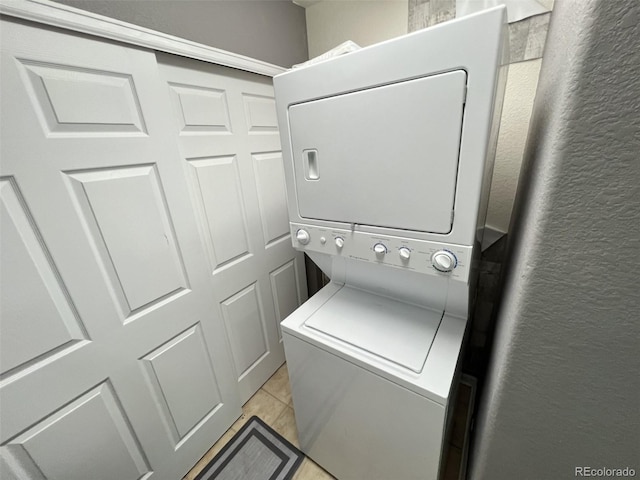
[
  {"x1": 156, "y1": 53, "x2": 308, "y2": 404},
  {"x1": 0, "y1": 19, "x2": 244, "y2": 480}
]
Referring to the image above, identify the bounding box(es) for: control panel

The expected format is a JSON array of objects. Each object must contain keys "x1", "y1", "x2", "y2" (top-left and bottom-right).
[{"x1": 291, "y1": 223, "x2": 471, "y2": 281}]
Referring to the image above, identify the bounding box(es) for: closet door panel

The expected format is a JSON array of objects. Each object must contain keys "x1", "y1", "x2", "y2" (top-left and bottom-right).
[
  {"x1": 157, "y1": 54, "x2": 308, "y2": 404},
  {"x1": 0, "y1": 19, "x2": 240, "y2": 480}
]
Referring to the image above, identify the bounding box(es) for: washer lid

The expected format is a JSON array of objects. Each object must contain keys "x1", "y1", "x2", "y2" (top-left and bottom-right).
[
  {"x1": 303, "y1": 286, "x2": 442, "y2": 373},
  {"x1": 289, "y1": 70, "x2": 466, "y2": 234}
]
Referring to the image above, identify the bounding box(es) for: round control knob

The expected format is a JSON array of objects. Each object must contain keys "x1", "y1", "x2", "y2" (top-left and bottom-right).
[
  {"x1": 335, "y1": 237, "x2": 344, "y2": 249},
  {"x1": 399, "y1": 247, "x2": 411, "y2": 260},
  {"x1": 431, "y1": 250, "x2": 457, "y2": 273},
  {"x1": 296, "y1": 229, "x2": 310, "y2": 245},
  {"x1": 320, "y1": 236, "x2": 327, "y2": 245},
  {"x1": 373, "y1": 243, "x2": 387, "y2": 256}
]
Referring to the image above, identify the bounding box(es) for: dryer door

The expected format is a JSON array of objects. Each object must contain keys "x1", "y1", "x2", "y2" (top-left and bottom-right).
[{"x1": 289, "y1": 70, "x2": 466, "y2": 234}]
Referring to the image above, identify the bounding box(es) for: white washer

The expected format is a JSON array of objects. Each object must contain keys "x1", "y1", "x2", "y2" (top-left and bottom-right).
[
  {"x1": 283, "y1": 283, "x2": 466, "y2": 480},
  {"x1": 274, "y1": 7, "x2": 508, "y2": 480}
]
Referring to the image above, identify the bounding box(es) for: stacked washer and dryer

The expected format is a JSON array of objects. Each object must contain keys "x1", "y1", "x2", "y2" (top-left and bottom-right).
[{"x1": 273, "y1": 7, "x2": 508, "y2": 480}]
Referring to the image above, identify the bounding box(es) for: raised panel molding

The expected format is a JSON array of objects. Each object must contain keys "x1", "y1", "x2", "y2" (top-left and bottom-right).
[
  {"x1": 1, "y1": 382, "x2": 151, "y2": 480},
  {"x1": 65, "y1": 165, "x2": 189, "y2": 316},
  {"x1": 141, "y1": 324, "x2": 223, "y2": 444},
  {"x1": 168, "y1": 83, "x2": 231, "y2": 133},
  {"x1": 221, "y1": 284, "x2": 268, "y2": 379},
  {"x1": 186, "y1": 156, "x2": 250, "y2": 271},
  {"x1": 17, "y1": 59, "x2": 146, "y2": 135},
  {"x1": 0, "y1": 177, "x2": 88, "y2": 379},
  {"x1": 242, "y1": 94, "x2": 278, "y2": 133},
  {"x1": 252, "y1": 152, "x2": 290, "y2": 246},
  {"x1": 269, "y1": 259, "x2": 302, "y2": 341}
]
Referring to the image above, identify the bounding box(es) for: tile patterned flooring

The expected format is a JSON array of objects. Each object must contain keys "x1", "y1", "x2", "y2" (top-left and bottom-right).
[
  {"x1": 184, "y1": 363, "x2": 335, "y2": 480},
  {"x1": 184, "y1": 363, "x2": 468, "y2": 480}
]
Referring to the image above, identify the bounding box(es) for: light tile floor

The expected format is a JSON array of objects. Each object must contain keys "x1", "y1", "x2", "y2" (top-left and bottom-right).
[
  {"x1": 184, "y1": 363, "x2": 335, "y2": 480},
  {"x1": 184, "y1": 363, "x2": 468, "y2": 480}
]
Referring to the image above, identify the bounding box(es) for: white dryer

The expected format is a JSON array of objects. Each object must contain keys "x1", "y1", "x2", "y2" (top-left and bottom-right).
[{"x1": 273, "y1": 7, "x2": 508, "y2": 480}]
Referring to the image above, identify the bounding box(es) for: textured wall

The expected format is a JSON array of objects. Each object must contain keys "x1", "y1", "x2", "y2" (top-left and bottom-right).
[
  {"x1": 53, "y1": 0, "x2": 308, "y2": 67},
  {"x1": 305, "y1": 0, "x2": 408, "y2": 59},
  {"x1": 470, "y1": 0, "x2": 640, "y2": 478}
]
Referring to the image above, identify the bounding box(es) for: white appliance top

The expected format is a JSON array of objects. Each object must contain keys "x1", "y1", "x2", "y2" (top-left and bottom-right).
[
  {"x1": 282, "y1": 282, "x2": 467, "y2": 404},
  {"x1": 304, "y1": 286, "x2": 442, "y2": 373}
]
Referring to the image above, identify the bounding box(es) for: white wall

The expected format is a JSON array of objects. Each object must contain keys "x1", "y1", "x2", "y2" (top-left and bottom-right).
[
  {"x1": 305, "y1": 0, "x2": 408, "y2": 58},
  {"x1": 486, "y1": 60, "x2": 542, "y2": 232}
]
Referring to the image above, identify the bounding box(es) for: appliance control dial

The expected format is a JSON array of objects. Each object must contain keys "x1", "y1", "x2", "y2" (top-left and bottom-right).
[
  {"x1": 399, "y1": 247, "x2": 411, "y2": 260},
  {"x1": 431, "y1": 250, "x2": 457, "y2": 273},
  {"x1": 296, "y1": 229, "x2": 310, "y2": 245},
  {"x1": 373, "y1": 243, "x2": 387, "y2": 256},
  {"x1": 335, "y1": 237, "x2": 344, "y2": 249}
]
